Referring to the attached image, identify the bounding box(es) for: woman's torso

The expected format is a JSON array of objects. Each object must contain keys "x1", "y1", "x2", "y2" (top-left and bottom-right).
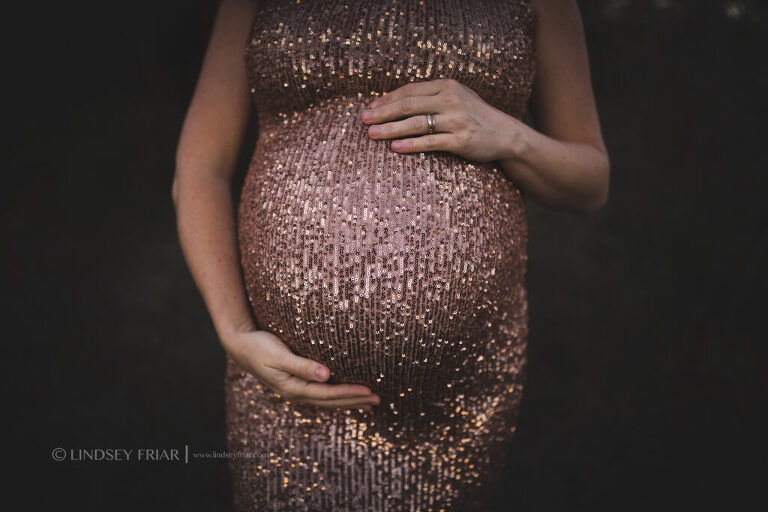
[{"x1": 237, "y1": 0, "x2": 535, "y2": 420}]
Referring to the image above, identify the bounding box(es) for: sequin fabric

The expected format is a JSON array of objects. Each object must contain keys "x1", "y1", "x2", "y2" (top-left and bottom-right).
[{"x1": 228, "y1": 0, "x2": 536, "y2": 510}]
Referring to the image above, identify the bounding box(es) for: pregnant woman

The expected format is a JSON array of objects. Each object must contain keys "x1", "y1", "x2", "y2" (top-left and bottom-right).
[{"x1": 173, "y1": 0, "x2": 609, "y2": 509}]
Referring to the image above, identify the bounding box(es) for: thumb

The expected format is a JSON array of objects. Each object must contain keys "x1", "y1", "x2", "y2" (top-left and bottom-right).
[{"x1": 282, "y1": 353, "x2": 329, "y2": 382}]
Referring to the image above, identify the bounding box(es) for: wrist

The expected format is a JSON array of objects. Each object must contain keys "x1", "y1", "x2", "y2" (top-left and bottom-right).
[
  {"x1": 496, "y1": 117, "x2": 531, "y2": 164},
  {"x1": 217, "y1": 317, "x2": 257, "y2": 347}
]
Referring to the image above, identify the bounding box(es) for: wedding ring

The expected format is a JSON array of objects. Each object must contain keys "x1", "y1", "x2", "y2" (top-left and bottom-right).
[{"x1": 425, "y1": 113, "x2": 435, "y2": 134}]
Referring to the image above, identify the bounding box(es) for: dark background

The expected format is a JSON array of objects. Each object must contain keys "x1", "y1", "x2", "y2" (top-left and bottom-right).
[{"x1": 6, "y1": 0, "x2": 765, "y2": 510}]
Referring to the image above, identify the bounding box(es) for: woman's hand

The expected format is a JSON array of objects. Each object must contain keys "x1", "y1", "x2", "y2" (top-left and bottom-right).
[
  {"x1": 361, "y1": 78, "x2": 518, "y2": 163},
  {"x1": 222, "y1": 328, "x2": 381, "y2": 411},
  {"x1": 359, "y1": 5, "x2": 612, "y2": 217}
]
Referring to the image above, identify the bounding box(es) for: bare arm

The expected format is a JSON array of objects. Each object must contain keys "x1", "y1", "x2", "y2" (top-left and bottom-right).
[
  {"x1": 497, "y1": 0, "x2": 610, "y2": 214},
  {"x1": 172, "y1": 0, "x2": 255, "y2": 349},
  {"x1": 359, "y1": 0, "x2": 607, "y2": 213},
  {"x1": 172, "y1": 0, "x2": 378, "y2": 410}
]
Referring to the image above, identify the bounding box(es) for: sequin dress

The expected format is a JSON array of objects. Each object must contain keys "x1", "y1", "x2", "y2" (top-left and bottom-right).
[{"x1": 227, "y1": 0, "x2": 536, "y2": 510}]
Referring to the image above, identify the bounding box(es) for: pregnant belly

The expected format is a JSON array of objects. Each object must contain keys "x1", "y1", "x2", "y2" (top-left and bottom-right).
[{"x1": 237, "y1": 101, "x2": 527, "y2": 413}]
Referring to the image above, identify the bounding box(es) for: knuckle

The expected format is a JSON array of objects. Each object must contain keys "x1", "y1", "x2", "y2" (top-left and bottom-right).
[
  {"x1": 400, "y1": 96, "x2": 415, "y2": 114},
  {"x1": 443, "y1": 78, "x2": 461, "y2": 91},
  {"x1": 303, "y1": 360, "x2": 317, "y2": 377},
  {"x1": 449, "y1": 114, "x2": 467, "y2": 133},
  {"x1": 451, "y1": 113, "x2": 468, "y2": 129},
  {"x1": 260, "y1": 356, "x2": 277, "y2": 370},
  {"x1": 443, "y1": 93, "x2": 460, "y2": 107}
]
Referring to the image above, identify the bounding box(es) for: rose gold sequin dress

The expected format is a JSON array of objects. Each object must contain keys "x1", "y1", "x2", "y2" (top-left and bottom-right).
[{"x1": 227, "y1": 0, "x2": 536, "y2": 510}]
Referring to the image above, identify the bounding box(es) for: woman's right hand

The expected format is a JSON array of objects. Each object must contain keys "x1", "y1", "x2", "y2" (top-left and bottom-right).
[{"x1": 221, "y1": 328, "x2": 381, "y2": 411}]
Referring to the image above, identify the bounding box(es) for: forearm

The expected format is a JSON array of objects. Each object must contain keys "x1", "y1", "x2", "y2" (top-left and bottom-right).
[
  {"x1": 172, "y1": 170, "x2": 256, "y2": 345},
  {"x1": 496, "y1": 116, "x2": 610, "y2": 214}
]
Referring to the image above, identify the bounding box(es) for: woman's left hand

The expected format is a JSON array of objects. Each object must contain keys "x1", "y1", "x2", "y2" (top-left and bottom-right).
[{"x1": 361, "y1": 78, "x2": 519, "y2": 163}]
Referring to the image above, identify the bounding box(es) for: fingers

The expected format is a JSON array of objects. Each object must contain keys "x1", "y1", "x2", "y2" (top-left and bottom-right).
[
  {"x1": 390, "y1": 133, "x2": 458, "y2": 153},
  {"x1": 279, "y1": 376, "x2": 381, "y2": 410},
  {"x1": 368, "y1": 113, "x2": 457, "y2": 140},
  {"x1": 279, "y1": 352, "x2": 331, "y2": 382},
  {"x1": 368, "y1": 78, "x2": 458, "y2": 109},
  {"x1": 362, "y1": 93, "x2": 446, "y2": 125},
  {"x1": 266, "y1": 348, "x2": 381, "y2": 410},
  {"x1": 301, "y1": 394, "x2": 381, "y2": 410},
  {"x1": 281, "y1": 375, "x2": 375, "y2": 400}
]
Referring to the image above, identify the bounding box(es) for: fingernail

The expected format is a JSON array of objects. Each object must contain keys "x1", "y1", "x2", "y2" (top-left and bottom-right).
[
  {"x1": 362, "y1": 110, "x2": 372, "y2": 122},
  {"x1": 390, "y1": 140, "x2": 402, "y2": 150},
  {"x1": 369, "y1": 395, "x2": 380, "y2": 405},
  {"x1": 315, "y1": 367, "x2": 327, "y2": 379},
  {"x1": 368, "y1": 126, "x2": 380, "y2": 137}
]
